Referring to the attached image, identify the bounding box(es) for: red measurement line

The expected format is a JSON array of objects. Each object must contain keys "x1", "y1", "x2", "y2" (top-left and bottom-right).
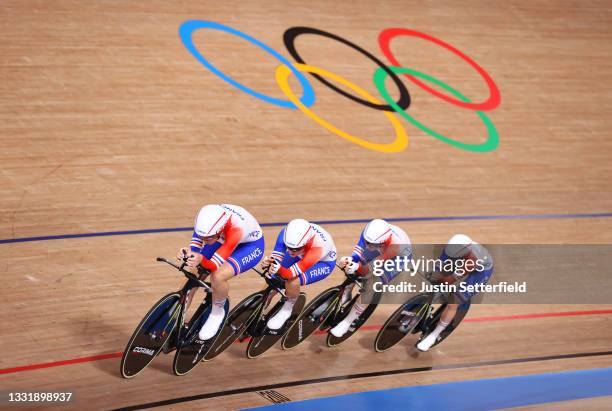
[{"x1": 2, "y1": 309, "x2": 612, "y2": 375}]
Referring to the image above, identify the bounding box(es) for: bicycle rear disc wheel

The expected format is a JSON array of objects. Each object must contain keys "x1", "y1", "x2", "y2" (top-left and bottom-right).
[
  {"x1": 204, "y1": 291, "x2": 264, "y2": 361},
  {"x1": 281, "y1": 287, "x2": 340, "y2": 350},
  {"x1": 247, "y1": 293, "x2": 306, "y2": 358},
  {"x1": 120, "y1": 292, "x2": 181, "y2": 379},
  {"x1": 374, "y1": 293, "x2": 429, "y2": 353}
]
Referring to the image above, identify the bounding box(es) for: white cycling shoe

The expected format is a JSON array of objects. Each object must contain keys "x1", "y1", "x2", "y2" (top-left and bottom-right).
[
  {"x1": 267, "y1": 306, "x2": 293, "y2": 330},
  {"x1": 330, "y1": 305, "x2": 363, "y2": 338},
  {"x1": 416, "y1": 333, "x2": 438, "y2": 352},
  {"x1": 198, "y1": 308, "x2": 225, "y2": 340},
  {"x1": 330, "y1": 318, "x2": 352, "y2": 338}
]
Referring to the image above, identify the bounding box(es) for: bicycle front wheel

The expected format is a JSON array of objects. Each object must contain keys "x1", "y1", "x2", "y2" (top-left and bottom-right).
[
  {"x1": 204, "y1": 291, "x2": 264, "y2": 361},
  {"x1": 120, "y1": 292, "x2": 181, "y2": 379},
  {"x1": 374, "y1": 293, "x2": 430, "y2": 353},
  {"x1": 247, "y1": 293, "x2": 306, "y2": 358}
]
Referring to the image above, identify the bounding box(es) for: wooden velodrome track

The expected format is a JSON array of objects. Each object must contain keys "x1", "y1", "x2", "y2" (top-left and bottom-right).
[{"x1": 1, "y1": 0, "x2": 612, "y2": 409}]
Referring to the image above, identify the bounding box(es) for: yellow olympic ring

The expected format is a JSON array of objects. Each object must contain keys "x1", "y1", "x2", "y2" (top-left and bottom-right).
[{"x1": 274, "y1": 63, "x2": 409, "y2": 153}]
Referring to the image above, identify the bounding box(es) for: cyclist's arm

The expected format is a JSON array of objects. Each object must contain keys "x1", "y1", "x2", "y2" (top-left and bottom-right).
[
  {"x1": 351, "y1": 232, "x2": 366, "y2": 263},
  {"x1": 270, "y1": 228, "x2": 286, "y2": 263},
  {"x1": 278, "y1": 246, "x2": 324, "y2": 280},
  {"x1": 357, "y1": 243, "x2": 400, "y2": 276},
  {"x1": 190, "y1": 230, "x2": 203, "y2": 253},
  {"x1": 199, "y1": 227, "x2": 242, "y2": 272}
]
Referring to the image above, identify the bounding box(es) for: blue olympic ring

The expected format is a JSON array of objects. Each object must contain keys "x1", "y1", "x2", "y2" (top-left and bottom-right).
[{"x1": 179, "y1": 20, "x2": 316, "y2": 109}]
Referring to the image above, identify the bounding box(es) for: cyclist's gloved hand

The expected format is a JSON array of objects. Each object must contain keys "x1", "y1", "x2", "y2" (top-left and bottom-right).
[
  {"x1": 261, "y1": 255, "x2": 275, "y2": 270},
  {"x1": 177, "y1": 247, "x2": 190, "y2": 262},
  {"x1": 344, "y1": 261, "x2": 360, "y2": 275},
  {"x1": 339, "y1": 256, "x2": 352, "y2": 268},
  {"x1": 185, "y1": 252, "x2": 203, "y2": 268},
  {"x1": 269, "y1": 260, "x2": 281, "y2": 275}
]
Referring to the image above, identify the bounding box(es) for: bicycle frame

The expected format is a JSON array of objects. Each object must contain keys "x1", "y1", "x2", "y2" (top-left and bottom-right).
[
  {"x1": 322, "y1": 273, "x2": 365, "y2": 323},
  {"x1": 244, "y1": 269, "x2": 288, "y2": 336},
  {"x1": 156, "y1": 258, "x2": 212, "y2": 347},
  {"x1": 120, "y1": 257, "x2": 213, "y2": 378}
]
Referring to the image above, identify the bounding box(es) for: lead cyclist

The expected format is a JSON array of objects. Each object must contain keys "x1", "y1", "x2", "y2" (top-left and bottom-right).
[{"x1": 178, "y1": 204, "x2": 265, "y2": 341}]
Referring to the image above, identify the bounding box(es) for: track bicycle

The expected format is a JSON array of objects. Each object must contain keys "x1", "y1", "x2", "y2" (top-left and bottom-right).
[
  {"x1": 120, "y1": 256, "x2": 228, "y2": 378},
  {"x1": 282, "y1": 266, "x2": 375, "y2": 349},
  {"x1": 203, "y1": 268, "x2": 306, "y2": 360},
  {"x1": 374, "y1": 272, "x2": 470, "y2": 352}
]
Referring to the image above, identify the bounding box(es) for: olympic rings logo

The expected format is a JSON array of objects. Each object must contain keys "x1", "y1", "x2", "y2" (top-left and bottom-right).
[{"x1": 179, "y1": 21, "x2": 501, "y2": 153}]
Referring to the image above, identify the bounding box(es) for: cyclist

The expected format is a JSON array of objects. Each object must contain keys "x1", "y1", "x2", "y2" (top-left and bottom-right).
[
  {"x1": 178, "y1": 204, "x2": 264, "y2": 340},
  {"x1": 261, "y1": 219, "x2": 337, "y2": 330},
  {"x1": 331, "y1": 219, "x2": 412, "y2": 337},
  {"x1": 416, "y1": 233, "x2": 493, "y2": 351}
]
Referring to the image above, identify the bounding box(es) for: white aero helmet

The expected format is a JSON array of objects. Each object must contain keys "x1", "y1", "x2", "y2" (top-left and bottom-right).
[
  {"x1": 283, "y1": 219, "x2": 314, "y2": 249},
  {"x1": 194, "y1": 204, "x2": 230, "y2": 237},
  {"x1": 363, "y1": 219, "x2": 392, "y2": 245},
  {"x1": 445, "y1": 234, "x2": 473, "y2": 258}
]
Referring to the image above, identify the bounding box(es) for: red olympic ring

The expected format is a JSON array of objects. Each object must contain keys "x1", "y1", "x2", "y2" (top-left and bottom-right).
[{"x1": 378, "y1": 28, "x2": 501, "y2": 111}]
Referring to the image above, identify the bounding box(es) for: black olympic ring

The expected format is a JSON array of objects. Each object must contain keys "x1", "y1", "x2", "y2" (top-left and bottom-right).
[{"x1": 283, "y1": 26, "x2": 411, "y2": 112}]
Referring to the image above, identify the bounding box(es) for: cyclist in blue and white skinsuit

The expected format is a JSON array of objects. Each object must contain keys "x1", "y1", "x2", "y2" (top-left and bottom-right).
[
  {"x1": 331, "y1": 219, "x2": 412, "y2": 337},
  {"x1": 416, "y1": 234, "x2": 493, "y2": 352},
  {"x1": 260, "y1": 219, "x2": 337, "y2": 331},
  {"x1": 178, "y1": 204, "x2": 265, "y2": 341}
]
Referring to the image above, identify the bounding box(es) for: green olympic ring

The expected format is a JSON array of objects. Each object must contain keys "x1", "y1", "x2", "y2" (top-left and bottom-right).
[{"x1": 373, "y1": 66, "x2": 499, "y2": 152}]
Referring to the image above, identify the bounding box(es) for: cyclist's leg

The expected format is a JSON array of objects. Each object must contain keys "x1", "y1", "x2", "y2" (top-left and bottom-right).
[
  {"x1": 284, "y1": 276, "x2": 300, "y2": 299},
  {"x1": 210, "y1": 237, "x2": 265, "y2": 301},
  {"x1": 181, "y1": 242, "x2": 221, "y2": 312},
  {"x1": 332, "y1": 252, "x2": 408, "y2": 338},
  {"x1": 418, "y1": 267, "x2": 493, "y2": 351},
  {"x1": 268, "y1": 260, "x2": 335, "y2": 329},
  {"x1": 265, "y1": 253, "x2": 300, "y2": 328},
  {"x1": 332, "y1": 273, "x2": 373, "y2": 337},
  {"x1": 199, "y1": 239, "x2": 265, "y2": 340}
]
